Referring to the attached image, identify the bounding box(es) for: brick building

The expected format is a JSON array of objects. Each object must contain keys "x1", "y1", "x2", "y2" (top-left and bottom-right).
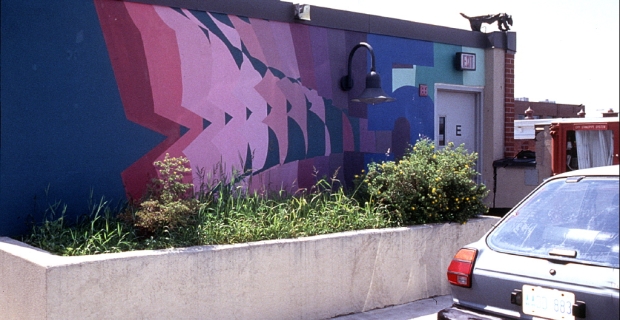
[{"x1": 512, "y1": 98, "x2": 584, "y2": 152}]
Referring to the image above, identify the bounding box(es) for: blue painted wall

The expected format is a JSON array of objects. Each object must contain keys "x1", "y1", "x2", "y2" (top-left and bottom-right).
[{"x1": 1, "y1": 1, "x2": 163, "y2": 235}]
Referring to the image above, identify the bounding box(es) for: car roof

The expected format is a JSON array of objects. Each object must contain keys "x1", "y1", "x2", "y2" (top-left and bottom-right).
[{"x1": 551, "y1": 165, "x2": 619, "y2": 180}]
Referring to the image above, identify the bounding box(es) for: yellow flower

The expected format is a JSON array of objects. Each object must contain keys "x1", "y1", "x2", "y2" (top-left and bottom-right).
[
  {"x1": 432, "y1": 187, "x2": 436, "y2": 193},
  {"x1": 411, "y1": 207, "x2": 415, "y2": 210}
]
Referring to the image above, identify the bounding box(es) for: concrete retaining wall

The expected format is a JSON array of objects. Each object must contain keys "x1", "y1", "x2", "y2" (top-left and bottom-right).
[{"x1": 0, "y1": 217, "x2": 499, "y2": 320}]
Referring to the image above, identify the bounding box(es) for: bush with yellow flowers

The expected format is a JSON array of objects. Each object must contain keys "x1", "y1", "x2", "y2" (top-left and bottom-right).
[{"x1": 355, "y1": 138, "x2": 488, "y2": 225}]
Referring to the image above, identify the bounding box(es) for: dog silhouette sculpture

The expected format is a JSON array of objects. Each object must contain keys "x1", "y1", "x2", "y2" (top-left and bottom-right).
[{"x1": 460, "y1": 13, "x2": 513, "y2": 32}]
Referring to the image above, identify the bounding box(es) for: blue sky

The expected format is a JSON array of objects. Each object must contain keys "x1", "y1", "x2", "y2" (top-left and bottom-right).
[{"x1": 285, "y1": 0, "x2": 619, "y2": 115}]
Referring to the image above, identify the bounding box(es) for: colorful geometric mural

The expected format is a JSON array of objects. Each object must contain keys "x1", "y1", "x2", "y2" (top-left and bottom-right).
[
  {"x1": 1, "y1": 0, "x2": 490, "y2": 236},
  {"x1": 94, "y1": 0, "x2": 442, "y2": 200}
]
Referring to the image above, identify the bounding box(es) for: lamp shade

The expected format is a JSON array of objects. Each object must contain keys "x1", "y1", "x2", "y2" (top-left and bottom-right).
[
  {"x1": 351, "y1": 71, "x2": 395, "y2": 104},
  {"x1": 339, "y1": 42, "x2": 396, "y2": 105}
]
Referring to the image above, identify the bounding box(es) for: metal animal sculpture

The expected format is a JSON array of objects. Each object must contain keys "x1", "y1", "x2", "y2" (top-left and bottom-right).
[{"x1": 460, "y1": 13, "x2": 513, "y2": 32}]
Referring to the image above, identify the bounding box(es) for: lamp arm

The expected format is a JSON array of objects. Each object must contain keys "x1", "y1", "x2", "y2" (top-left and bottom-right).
[{"x1": 341, "y1": 42, "x2": 376, "y2": 91}]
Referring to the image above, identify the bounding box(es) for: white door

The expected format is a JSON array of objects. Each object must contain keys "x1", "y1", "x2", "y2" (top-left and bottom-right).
[{"x1": 436, "y1": 89, "x2": 478, "y2": 152}]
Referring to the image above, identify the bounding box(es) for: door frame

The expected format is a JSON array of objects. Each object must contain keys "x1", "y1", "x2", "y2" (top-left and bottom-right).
[{"x1": 434, "y1": 84, "x2": 484, "y2": 177}]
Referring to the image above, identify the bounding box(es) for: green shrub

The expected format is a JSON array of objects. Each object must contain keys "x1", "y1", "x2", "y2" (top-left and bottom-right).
[
  {"x1": 356, "y1": 138, "x2": 488, "y2": 224},
  {"x1": 120, "y1": 154, "x2": 198, "y2": 235}
]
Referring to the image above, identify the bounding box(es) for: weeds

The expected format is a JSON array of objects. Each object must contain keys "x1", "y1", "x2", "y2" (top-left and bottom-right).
[
  {"x1": 23, "y1": 192, "x2": 135, "y2": 255},
  {"x1": 21, "y1": 148, "x2": 487, "y2": 256}
]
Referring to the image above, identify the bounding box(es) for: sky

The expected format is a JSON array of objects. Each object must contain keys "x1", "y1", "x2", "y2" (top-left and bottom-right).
[{"x1": 284, "y1": 0, "x2": 619, "y2": 115}]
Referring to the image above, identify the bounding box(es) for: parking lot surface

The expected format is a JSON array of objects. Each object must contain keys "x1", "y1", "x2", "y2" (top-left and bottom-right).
[{"x1": 329, "y1": 295, "x2": 451, "y2": 320}]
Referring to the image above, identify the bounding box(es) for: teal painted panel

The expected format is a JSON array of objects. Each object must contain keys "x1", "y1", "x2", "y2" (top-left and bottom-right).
[
  {"x1": 415, "y1": 43, "x2": 464, "y2": 100},
  {"x1": 393, "y1": 66, "x2": 417, "y2": 92},
  {"x1": 462, "y1": 47, "x2": 485, "y2": 86}
]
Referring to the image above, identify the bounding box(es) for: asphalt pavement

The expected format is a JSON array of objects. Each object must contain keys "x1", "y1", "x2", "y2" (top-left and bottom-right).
[{"x1": 328, "y1": 295, "x2": 452, "y2": 320}]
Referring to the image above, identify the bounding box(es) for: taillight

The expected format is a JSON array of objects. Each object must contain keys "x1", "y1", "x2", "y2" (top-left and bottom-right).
[{"x1": 447, "y1": 248, "x2": 477, "y2": 288}]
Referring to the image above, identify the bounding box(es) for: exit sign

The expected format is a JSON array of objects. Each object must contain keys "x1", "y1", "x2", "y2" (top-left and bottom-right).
[{"x1": 455, "y1": 52, "x2": 476, "y2": 71}]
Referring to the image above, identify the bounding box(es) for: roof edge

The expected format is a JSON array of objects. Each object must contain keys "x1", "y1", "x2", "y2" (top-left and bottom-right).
[{"x1": 121, "y1": 0, "x2": 514, "y2": 50}]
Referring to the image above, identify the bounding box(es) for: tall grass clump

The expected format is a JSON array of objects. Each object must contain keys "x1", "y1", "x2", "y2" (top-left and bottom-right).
[
  {"x1": 22, "y1": 156, "x2": 393, "y2": 255},
  {"x1": 22, "y1": 192, "x2": 135, "y2": 256},
  {"x1": 195, "y1": 172, "x2": 393, "y2": 246},
  {"x1": 355, "y1": 138, "x2": 488, "y2": 225}
]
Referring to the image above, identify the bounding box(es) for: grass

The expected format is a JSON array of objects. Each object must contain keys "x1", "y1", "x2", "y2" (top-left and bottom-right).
[
  {"x1": 21, "y1": 178, "x2": 394, "y2": 256},
  {"x1": 22, "y1": 193, "x2": 136, "y2": 255},
  {"x1": 20, "y1": 143, "x2": 488, "y2": 257}
]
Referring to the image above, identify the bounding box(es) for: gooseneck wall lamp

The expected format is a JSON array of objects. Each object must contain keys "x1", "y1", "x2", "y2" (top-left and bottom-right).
[{"x1": 340, "y1": 42, "x2": 395, "y2": 105}]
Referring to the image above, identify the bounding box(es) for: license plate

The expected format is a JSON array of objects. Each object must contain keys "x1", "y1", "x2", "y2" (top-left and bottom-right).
[{"x1": 522, "y1": 285, "x2": 575, "y2": 320}]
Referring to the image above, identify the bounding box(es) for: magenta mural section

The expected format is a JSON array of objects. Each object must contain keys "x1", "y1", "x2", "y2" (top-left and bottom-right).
[
  {"x1": 94, "y1": 0, "x2": 438, "y2": 201},
  {"x1": 96, "y1": 1, "x2": 353, "y2": 199}
]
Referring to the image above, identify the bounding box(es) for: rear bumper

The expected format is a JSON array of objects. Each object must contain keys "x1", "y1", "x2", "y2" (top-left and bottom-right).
[{"x1": 437, "y1": 305, "x2": 510, "y2": 320}]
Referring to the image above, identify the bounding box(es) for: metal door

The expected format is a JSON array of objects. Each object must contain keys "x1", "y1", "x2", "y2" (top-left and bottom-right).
[{"x1": 436, "y1": 90, "x2": 478, "y2": 152}]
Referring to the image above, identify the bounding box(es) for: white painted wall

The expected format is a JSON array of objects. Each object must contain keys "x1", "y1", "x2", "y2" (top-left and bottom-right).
[{"x1": 1, "y1": 217, "x2": 498, "y2": 320}]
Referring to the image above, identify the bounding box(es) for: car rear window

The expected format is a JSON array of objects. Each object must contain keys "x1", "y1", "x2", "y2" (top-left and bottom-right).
[{"x1": 487, "y1": 177, "x2": 619, "y2": 268}]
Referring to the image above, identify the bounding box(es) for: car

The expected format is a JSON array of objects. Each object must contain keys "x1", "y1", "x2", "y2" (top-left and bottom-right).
[{"x1": 438, "y1": 165, "x2": 619, "y2": 320}]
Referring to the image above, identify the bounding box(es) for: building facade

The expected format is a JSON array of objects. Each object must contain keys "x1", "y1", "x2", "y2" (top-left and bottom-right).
[
  {"x1": 512, "y1": 99, "x2": 584, "y2": 152},
  {"x1": 514, "y1": 99, "x2": 584, "y2": 119},
  {"x1": 0, "y1": 0, "x2": 516, "y2": 236}
]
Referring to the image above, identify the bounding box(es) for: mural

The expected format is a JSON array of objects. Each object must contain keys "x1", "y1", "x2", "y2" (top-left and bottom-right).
[
  {"x1": 94, "y1": 1, "x2": 439, "y2": 200},
  {"x1": 0, "y1": 0, "x2": 487, "y2": 236}
]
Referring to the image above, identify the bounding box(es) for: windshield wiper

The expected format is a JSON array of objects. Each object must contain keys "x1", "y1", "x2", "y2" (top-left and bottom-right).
[
  {"x1": 565, "y1": 176, "x2": 585, "y2": 183},
  {"x1": 548, "y1": 248, "x2": 577, "y2": 258}
]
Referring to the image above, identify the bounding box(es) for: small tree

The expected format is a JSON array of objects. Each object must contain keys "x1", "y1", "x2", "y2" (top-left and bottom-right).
[
  {"x1": 121, "y1": 154, "x2": 197, "y2": 235},
  {"x1": 356, "y1": 138, "x2": 488, "y2": 225}
]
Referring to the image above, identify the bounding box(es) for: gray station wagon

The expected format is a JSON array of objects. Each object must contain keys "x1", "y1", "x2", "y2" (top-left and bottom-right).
[{"x1": 439, "y1": 165, "x2": 619, "y2": 319}]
